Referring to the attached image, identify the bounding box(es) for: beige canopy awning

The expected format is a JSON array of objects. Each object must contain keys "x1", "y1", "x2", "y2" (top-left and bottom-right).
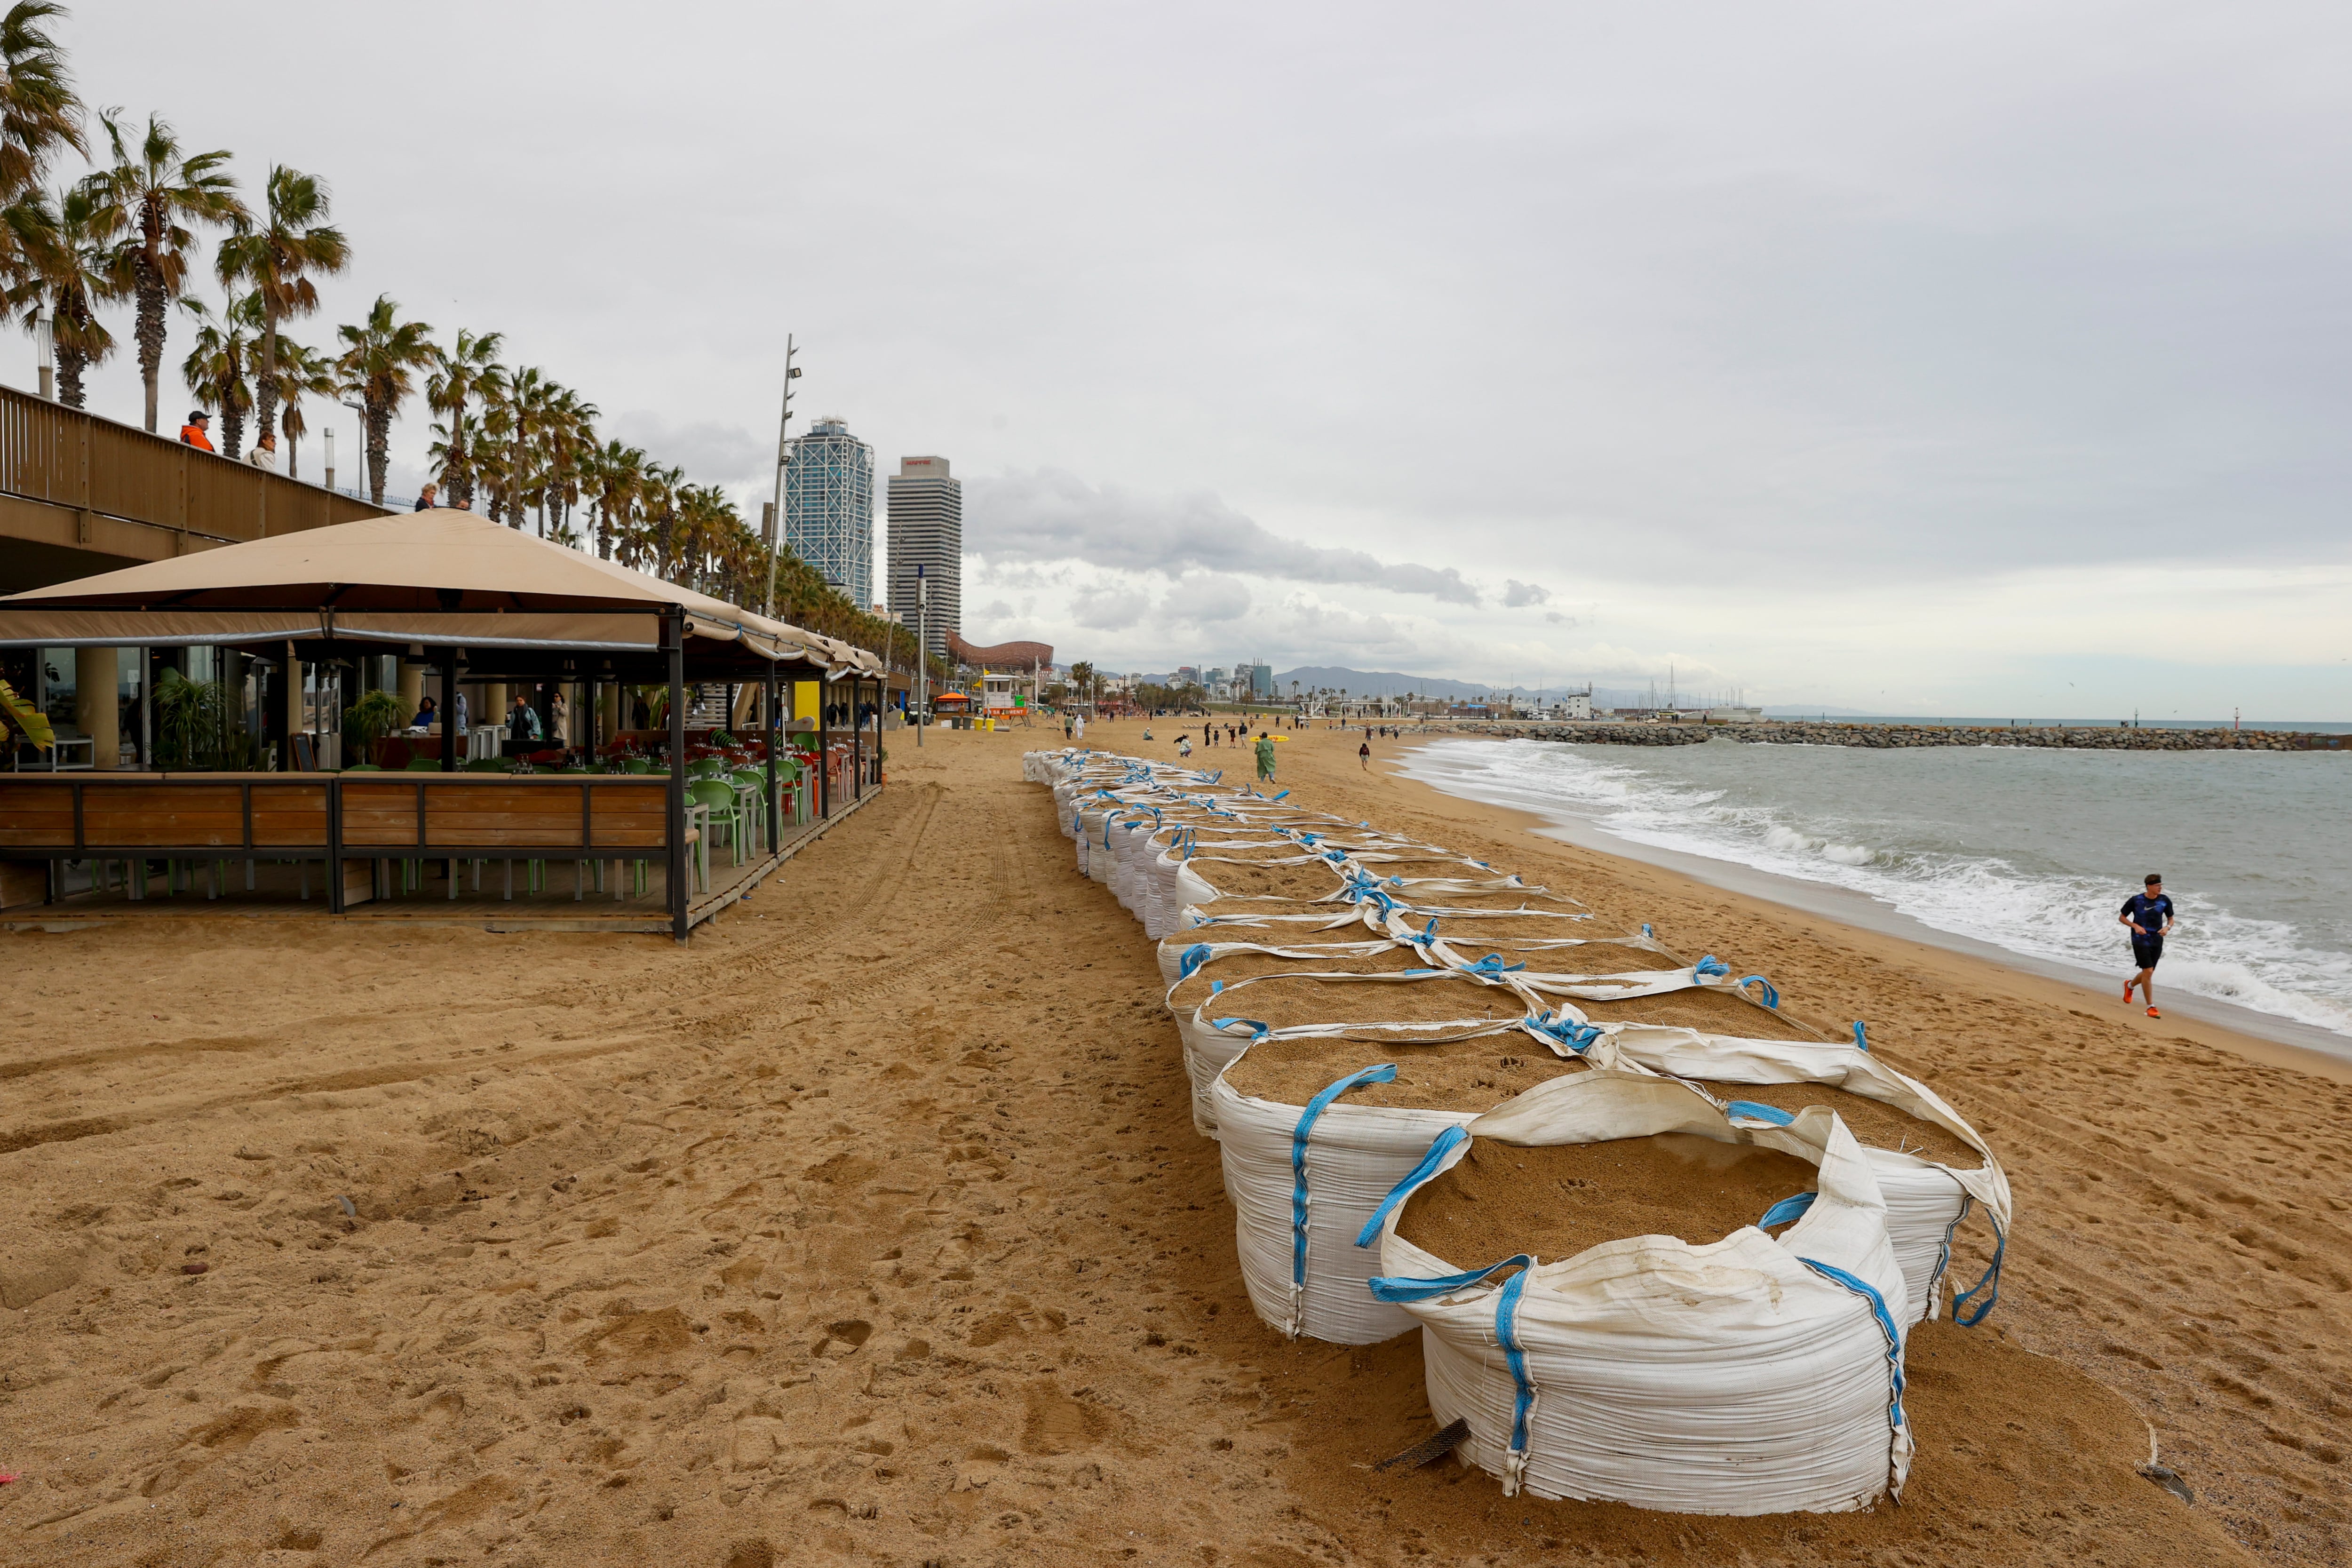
[{"x1": 0, "y1": 507, "x2": 884, "y2": 672}]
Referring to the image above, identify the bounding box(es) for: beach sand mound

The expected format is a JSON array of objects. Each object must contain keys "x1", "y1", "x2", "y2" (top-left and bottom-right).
[{"x1": 1225, "y1": 1031, "x2": 1589, "y2": 1113}]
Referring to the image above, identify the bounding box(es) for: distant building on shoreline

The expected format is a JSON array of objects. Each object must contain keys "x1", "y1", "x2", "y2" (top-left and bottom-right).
[
  {"x1": 785, "y1": 415, "x2": 875, "y2": 608},
  {"x1": 886, "y1": 454, "x2": 961, "y2": 660}
]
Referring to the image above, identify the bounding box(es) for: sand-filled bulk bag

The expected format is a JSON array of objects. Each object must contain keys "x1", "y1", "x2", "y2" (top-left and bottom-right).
[
  {"x1": 1363, "y1": 1072, "x2": 1914, "y2": 1513},
  {"x1": 1423, "y1": 931, "x2": 1690, "y2": 992},
  {"x1": 1176, "y1": 971, "x2": 1550, "y2": 1138},
  {"x1": 1544, "y1": 975, "x2": 1830, "y2": 1044},
  {"x1": 1209, "y1": 1025, "x2": 1621, "y2": 1343},
  {"x1": 1610, "y1": 1036, "x2": 2010, "y2": 1329},
  {"x1": 1155, "y1": 907, "x2": 1382, "y2": 981}
]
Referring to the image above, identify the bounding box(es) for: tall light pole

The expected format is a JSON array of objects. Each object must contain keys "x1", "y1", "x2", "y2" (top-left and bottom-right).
[
  {"x1": 914, "y1": 564, "x2": 928, "y2": 748},
  {"x1": 761, "y1": 335, "x2": 801, "y2": 619},
  {"x1": 34, "y1": 308, "x2": 52, "y2": 400}
]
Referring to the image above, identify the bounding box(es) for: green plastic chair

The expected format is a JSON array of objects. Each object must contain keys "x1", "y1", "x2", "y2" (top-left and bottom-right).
[
  {"x1": 405, "y1": 758, "x2": 441, "y2": 771},
  {"x1": 687, "y1": 778, "x2": 744, "y2": 876},
  {"x1": 622, "y1": 756, "x2": 653, "y2": 774}
]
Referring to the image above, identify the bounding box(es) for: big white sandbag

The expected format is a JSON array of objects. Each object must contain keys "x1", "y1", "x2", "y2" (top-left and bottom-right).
[
  {"x1": 1366, "y1": 1072, "x2": 1914, "y2": 1514},
  {"x1": 1176, "y1": 971, "x2": 1552, "y2": 1138},
  {"x1": 1604, "y1": 1032, "x2": 2010, "y2": 1328},
  {"x1": 1209, "y1": 1027, "x2": 1627, "y2": 1345}
]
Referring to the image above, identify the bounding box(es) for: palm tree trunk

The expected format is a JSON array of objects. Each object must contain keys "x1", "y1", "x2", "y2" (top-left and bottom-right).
[
  {"x1": 254, "y1": 309, "x2": 280, "y2": 449},
  {"x1": 221, "y1": 399, "x2": 245, "y2": 461},
  {"x1": 135, "y1": 261, "x2": 166, "y2": 433},
  {"x1": 286, "y1": 430, "x2": 299, "y2": 479},
  {"x1": 56, "y1": 347, "x2": 85, "y2": 409},
  {"x1": 366, "y1": 399, "x2": 390, "y2": 507}
]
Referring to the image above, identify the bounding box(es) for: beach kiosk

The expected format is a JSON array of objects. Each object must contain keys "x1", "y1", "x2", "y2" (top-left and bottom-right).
[{"x1": 0, "y1": 509, "x2": 888, "y2": 940}]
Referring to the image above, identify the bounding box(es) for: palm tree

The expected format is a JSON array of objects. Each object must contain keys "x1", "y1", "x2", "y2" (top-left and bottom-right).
[
  {"x1": 91, "y1": 111, "x2": 240, "y2": 431},
  {"x1": 0, "y1": 1, "x2": 78, "y2": 181},
  {"x1": 5, "y1": 174, "x2": 120, "y2": 406},
  {"x1": 335, "y1": 294, "x2": 433, "y2": 507},
  {"x1": 491, "y1": 365, "x2": 548, "y2": 530},
  {"x1": 424, "y1": 328, "x2": 501, "y2": 505},
  {"x1": 215, "y1": 164, "x2": 348, "y2": 447},
  {"x1": 267, "y1": 336, "x2": 336, "y2": 479},
  {"x1": 179, "y1": 291, "x2": 256, "y2": 456},
  {"x1": 545, "y1": 385, "x2": 597, "y2": 539},
  {"x1": 589, "y1": 438, "x2": 644, "y2": 561}
]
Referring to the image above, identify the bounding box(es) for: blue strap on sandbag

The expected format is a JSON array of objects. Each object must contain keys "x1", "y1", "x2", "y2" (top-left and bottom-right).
[
  {"x1": 1356, "y1": 1125, "x2": 1470, "y2": 1247},
  {"x1": 1178, "y1": 943, "x2": 1212, "y2": 979},
  {"x1": 1797, "y1": 1258, "x2": 1907, "y2": 1436},
  {"x1": 1641, "y1": 923, "x2": 1653, "y2": 938},
  {"x1": 1495, "y1": 1265, "x2": 1536, "y2": 1460},
  {"x1": 1737, "y1": 974, "x2": 1781, "y2": 1008},
  {"x1": 1525, "y1": 1012, "x2": 1601, "y2": 1053},
  {"x1": 1272, "y1": 789, "x2": 1289, "y2": 800},
  {"x1": 1725, "y1": 1099, "x2": 1796, "y2": 1127},
  {"x1": 1291, "y1": 1064, "x2": 1398, "y2": 1287},
  {"x1": 1366, "y1": 1249, "x2": 1532, "y2": 1303},
  {"x1": 1852, "y1": 1020, "x2": 1869, "y2": 1052},
  {"x1": 1210, "y1": 1017, "x2": 1271, "y2": 1041},
  {"x1": 1757, "y1": 1190, "x2": 1817, "y2": 1228},
  {"x1": 1465, "y1": 953, "x2": 1526, "y2": 976},
  {"x1": 1694, "y1": 955, "x2": 1730, "y2": 979},
  {"x1": 1949, "y1": 1205, "x2": 2006, "y2": 1327}
]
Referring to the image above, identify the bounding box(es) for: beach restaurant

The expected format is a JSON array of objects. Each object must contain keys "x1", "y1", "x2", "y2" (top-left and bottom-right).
[{"x1": 0, "y1": 509, "x2": 888, "y2": 940}]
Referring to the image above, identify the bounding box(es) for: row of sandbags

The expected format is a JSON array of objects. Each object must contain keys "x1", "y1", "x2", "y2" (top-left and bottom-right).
[{"x1": 1024, "y1": 748, "x2": 2011, "y2": 1516}]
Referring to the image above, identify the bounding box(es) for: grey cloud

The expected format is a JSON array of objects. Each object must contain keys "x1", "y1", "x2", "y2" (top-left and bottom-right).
[
  {"x1": 1504, "y1": 580, "x2": 1551, "y2": 608},
  {"x1": 968, "y1": 470, "x2": 1482, "y2": 606},
  {"x1": 606, "y1": 413, "x2": 770, "y2": 488},
  {"x1": 1168, "y1": 574, "x2": 1253, "y2": 624},
  {"x1": 1071, "y1": 582, "x2": 1153, "y2": 631}
]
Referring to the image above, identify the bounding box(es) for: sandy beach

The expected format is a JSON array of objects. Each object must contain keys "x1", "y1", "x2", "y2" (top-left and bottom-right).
[{"x1": 2, "y1": 720, "x2": 2344, "y2": 1566}]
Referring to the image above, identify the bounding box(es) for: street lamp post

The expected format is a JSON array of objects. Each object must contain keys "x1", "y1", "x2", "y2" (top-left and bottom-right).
[
  {"x1": 322, "y1": 427, "x2": 335, "y2": 494},
  {"x1": 340, "y1": 399, "x2": 366, "y2": 502},
  {"x1": 35, "y1": 308, "x2": 53, "y2": 401},
  {"x1": 761, "y1": 335, "x2": 801, "y2": 619},
  {"x1": 914, "y1": 564, "x2": 927, "y2": 749}
]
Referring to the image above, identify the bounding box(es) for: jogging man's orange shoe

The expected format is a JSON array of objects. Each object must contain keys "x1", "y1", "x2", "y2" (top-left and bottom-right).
[
  {"x1": 2146, "y1": 1005, "x2": 2161, "y2": 1019},
  {"x1": 2123, "y1": 980, "x2": 2136, "y2": 1003}
]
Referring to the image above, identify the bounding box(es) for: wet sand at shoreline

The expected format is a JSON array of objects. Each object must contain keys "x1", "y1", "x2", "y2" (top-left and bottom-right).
[{"x1": 0, "y1": 720, "x2": 2341, "y2": 1565}]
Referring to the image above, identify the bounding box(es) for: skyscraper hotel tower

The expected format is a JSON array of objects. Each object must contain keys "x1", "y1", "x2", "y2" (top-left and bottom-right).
[
  {"x1": 784, "y1": 415, "x2": 876, "y2": 607},
  {"x1": 887, "y1": 454, "x2": 962, "y2": 661}
]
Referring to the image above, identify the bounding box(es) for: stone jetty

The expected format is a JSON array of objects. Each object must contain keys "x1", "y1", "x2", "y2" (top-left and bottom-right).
[{"x1": 1481, "y1": 721, "x2": 2347, "y2": 752}]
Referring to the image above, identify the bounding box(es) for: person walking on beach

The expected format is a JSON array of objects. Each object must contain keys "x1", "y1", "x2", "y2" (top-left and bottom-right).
[
  {"x1": 1254, "y1": 731, "x2": 1276, "y2": 783},
  {"x1": 1359, "y1": 738, "x2": 1371, "y2": 772},
  {"x1": 2121, "y1": 874, "x2": 2176, "y2": 1018}
]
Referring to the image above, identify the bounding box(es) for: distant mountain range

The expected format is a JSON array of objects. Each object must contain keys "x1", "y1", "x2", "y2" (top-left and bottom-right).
[{"x1": 1131, "y1": 664, "x2": 1837, "y2": 711}]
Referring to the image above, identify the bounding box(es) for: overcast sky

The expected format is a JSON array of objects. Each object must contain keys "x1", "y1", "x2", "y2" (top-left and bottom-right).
[{"x1": 66, "y1": 2, "x2": 2352, "y2": 715}]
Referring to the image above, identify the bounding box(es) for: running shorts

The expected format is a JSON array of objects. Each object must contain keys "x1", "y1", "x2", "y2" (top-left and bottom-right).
[{"x1": 2131, "y1": 934, "x2": 2164, "y2": 969}]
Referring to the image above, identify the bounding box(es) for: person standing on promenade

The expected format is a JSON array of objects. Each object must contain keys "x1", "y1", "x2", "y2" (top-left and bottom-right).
[
  {"x1": 179, "y1": 410, "x2": 213, "y2": 450},
  {"x1": 415, "y1": 483, "x2": 439, "y2": 511},
  {"x1": 246, "y1": 433, "x2": 277, "y2": 470},
  {"x1": 2121, "y1": 874, "x2": 2176, "y2": 1018}
]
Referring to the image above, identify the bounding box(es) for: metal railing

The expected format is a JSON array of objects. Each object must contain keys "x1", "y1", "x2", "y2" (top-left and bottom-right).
[{"x1": 0, "y1": 382, "x2": 388, "y2": 549}]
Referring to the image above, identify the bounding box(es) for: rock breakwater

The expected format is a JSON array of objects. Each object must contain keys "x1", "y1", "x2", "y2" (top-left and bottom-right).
[{"x1": 1489, "y1": 722, "x2": 2347, "y2": 751}]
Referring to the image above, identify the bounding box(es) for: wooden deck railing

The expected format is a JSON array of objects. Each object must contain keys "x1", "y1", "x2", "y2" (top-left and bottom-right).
[
  {"x1": 0, "y1": 382, "x2": 386, "y2": 552},
  {"x1": 0, "y1": 773, "x2": 676, "y2": 913}
]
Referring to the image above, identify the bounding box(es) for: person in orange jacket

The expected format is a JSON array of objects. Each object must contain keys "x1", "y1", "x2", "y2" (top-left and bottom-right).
[{"x1": 179, "y1": 410, "x2": 214, "y2": 451}]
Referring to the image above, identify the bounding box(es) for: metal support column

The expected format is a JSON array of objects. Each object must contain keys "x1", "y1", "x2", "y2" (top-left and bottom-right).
[{"x1": 666, "y1": 607, "x2": 688, "y2": 943}]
